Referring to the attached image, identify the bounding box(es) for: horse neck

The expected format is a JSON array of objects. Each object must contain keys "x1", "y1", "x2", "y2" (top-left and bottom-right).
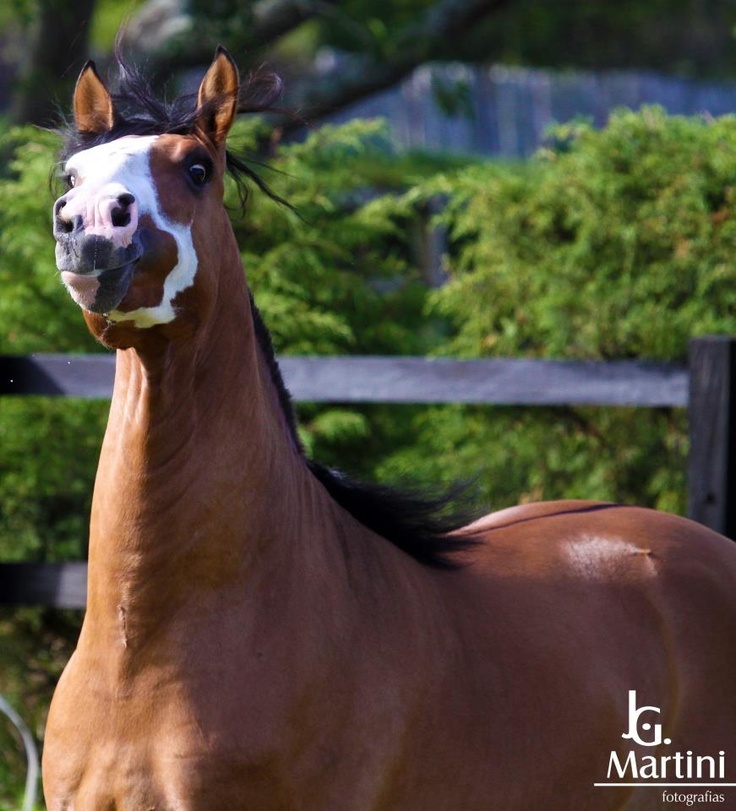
[{"x1": 84, "y1": 245, "x2": 324, "y2": 636}]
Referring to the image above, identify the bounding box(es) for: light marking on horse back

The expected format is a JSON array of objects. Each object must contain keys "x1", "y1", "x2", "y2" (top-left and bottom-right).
[
  {"x1": 61, "y1": 135, "x2": 199, "y2": 327},
  {"x1": 564, "y1": 536, "x2": 658, "y2": 580}
]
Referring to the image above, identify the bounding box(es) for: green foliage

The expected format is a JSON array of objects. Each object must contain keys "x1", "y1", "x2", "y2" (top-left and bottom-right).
[
  {"x1": 0, "y1": 0, "x2": 34, "y2": 29},
  {"x1": 0, "y1": 128, "x2": 106, "y2": 566},
  {"x1": 433, "y1": 107, "x2": 736, "y2": 361},
  {"x1": 296, "y1": 0, "x2": 736, "y2": 79},
  {"x1": 89, "y1": 0, "x2": 145, "y2": 50},
  {"x1": 236, "y1": 120, "x2": 440, "y2": 352},
  {"x1": 0, "y1": 127, "x2": 98, "y2": 355},
  {"x1": 462, "y1": 0, "x2": 736, "y2": 78},
  {"x1": 226, "y1": 118, "x2": 468, "y2": 454},
  {"x1": 388, "y1": 107, "x2": 736, "y2": 512}
]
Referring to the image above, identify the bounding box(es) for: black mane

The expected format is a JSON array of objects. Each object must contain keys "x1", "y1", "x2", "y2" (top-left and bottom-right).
[
  {"x1": 61, "y1": 53, "x2": 478, "y2": 569},
  {"x1": 249, "y1": 297, "x2": 479, "y2": 569}
]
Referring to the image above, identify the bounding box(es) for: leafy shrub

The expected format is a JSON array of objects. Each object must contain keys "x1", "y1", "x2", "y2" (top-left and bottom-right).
[
  {"x1": 433, "y1": 107, "x2": 736, "y2": 360},
  {"x1": 225, "y1": 118, "x2": 471, "y2": 457},
  {"x1": 0, "y1": 128, "x2": 106, "y2": 565},
  {"x1": 382, "y1": 107, "x2": 736, "y2": 513}
]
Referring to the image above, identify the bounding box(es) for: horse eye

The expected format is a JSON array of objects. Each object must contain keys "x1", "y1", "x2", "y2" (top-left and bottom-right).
[{"x1": 188, "y1": 163, "x2": 210, "y2": 187}]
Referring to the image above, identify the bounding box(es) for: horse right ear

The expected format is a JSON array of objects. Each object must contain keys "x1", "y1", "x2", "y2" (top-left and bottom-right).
[
  {"x1": 196, "y1": 46, "x2": 240, "y2": 148},
  {"x1": 73, "y1": 61, "x2": 115, "y2": 135}
]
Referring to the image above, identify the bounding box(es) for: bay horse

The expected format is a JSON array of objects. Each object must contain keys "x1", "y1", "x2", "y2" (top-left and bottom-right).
[{"x1": 44, "y1": 48, "x2": 736, "y2": 811}]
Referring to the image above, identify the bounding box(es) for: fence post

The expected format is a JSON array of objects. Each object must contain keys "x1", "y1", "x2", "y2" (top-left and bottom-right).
[{"x1": 687, "y1": 336, "x2": 736, "y2": 539}]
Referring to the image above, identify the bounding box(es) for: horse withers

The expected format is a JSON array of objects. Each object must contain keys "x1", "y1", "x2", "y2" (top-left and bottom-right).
[{"x1": 43, "y1": 48, "x2": 736, "y2": 811}]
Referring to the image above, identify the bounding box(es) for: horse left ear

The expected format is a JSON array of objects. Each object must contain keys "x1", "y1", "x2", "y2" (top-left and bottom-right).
[
  {"x1": 196, "y1": 46, "x2": 240, "y2": 147},
  {"x1": 74, "y1": 61, "x2": 115, "y2": 134}
]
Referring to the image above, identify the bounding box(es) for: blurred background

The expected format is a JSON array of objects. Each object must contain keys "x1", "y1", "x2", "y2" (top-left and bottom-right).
[
  {"x1": 4, "y1": 0, "x2": 736, "y2": 148},
  {"x1": 2, "y1": 1, "x2": 736, "y2": 807}
]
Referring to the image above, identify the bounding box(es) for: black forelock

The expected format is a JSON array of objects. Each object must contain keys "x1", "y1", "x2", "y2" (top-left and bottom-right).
[
  {"x1": 60, "y1": 55, "x2": 194, "y2": 160},
  {"x1": 58, "y1": 51, "x2": 289, "y2": 210}
]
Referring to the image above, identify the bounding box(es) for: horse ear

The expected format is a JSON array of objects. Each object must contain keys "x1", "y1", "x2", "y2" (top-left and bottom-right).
[
  {"x1": 196, "y1": 46, "x2": 240, "y2": 147},
  {"x1": 74, "y1": 61, "x2": 115, "y2": 135}
]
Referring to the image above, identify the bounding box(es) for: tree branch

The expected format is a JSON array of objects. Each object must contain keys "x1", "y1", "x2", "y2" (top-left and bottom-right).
[
  {"x1": 251, "y1": 0, "x2": 338, "y2": 44},
  {"x1": 121, "y1": 0, "x2": 338, "y2": 77},
  {"x1": 278, "y1": 0, "x2": 517, "y2": 133},
  {"x1": 121, "y1": 0, "x2": 517, "y2": 133}
]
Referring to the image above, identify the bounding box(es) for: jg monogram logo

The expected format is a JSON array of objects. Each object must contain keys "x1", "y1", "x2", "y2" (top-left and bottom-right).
[{"x1": 621, "y1": 689, "x2": 671, "y2": 747}]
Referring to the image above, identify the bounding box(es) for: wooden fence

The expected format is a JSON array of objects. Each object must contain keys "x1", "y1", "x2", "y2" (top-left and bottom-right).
[
  {"x1": 1, "y1": 336, "x2": 735, "y2": 609},
  {"x1": 329, "y1": 63, "x2": 736, "y2": 158}
]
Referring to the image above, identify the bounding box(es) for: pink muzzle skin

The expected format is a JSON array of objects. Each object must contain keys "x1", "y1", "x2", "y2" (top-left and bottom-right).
[
  {"x1": 54, "y1": 184, "x2": 139, "y2": 252},
  {"x1": 54, "y1": 186, "x2": 143, "y2": 313},
  {"x1": 81, "y1": 192, "x2": 139, "y2": 249}
]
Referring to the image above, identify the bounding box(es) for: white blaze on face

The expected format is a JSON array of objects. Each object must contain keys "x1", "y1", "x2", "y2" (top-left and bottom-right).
[{"x1": 62, "y1": 135, "x2": 199, "y2": 327}]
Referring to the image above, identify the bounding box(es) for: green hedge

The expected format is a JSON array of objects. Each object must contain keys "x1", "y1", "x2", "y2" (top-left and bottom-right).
[
  {"x1": 388, "y1": 107, "x2": 736, "y2": 514},
  {"x1": 433, "y1": 107, "x2": 736, "y2": 360}
]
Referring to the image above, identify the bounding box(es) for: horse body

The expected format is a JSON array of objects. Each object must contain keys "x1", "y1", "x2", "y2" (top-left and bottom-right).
[{"x1": 43, "y1": 49, "x2": 736, "y2": 811}]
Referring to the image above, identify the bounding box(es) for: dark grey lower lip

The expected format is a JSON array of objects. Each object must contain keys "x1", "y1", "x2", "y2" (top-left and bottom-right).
[
  {"x1": 61, "y1": 262, "x2": 137, "y2": 315},
  {"x1": 88, "y1": 263, "x2": 137, "y2": 314}
]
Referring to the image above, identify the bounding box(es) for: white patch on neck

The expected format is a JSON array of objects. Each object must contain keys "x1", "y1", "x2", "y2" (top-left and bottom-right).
[
  {"x1": 105, "y1": 227, "x2": 197, "y2": 327},
  {"x1": 63, "y1": 136, "x2": 199, "y2": 328}
]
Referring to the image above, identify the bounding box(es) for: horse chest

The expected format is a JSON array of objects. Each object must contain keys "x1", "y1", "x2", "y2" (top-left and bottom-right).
[
  {"x1": 44, "y1": 713, "x2": 291, "y2": 809},
  {"x1": 43, "y1": 640, "x2": 301, "y2": 811}
]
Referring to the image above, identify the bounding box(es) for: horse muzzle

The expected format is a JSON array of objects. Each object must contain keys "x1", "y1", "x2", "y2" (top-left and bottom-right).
[{"x1": 53, "y1": 191, "x2": 143, "y2": 314}]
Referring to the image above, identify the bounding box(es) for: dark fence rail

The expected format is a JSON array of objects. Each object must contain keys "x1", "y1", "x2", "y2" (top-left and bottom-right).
[
  {"x1": 1, "y1": 352, "x2": 689, "y2": 406},
  {"x1": 1, "y1": 336, "x2": 734, "y2": 609}
]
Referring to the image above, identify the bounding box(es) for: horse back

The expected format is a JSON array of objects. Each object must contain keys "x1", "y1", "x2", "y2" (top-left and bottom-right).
[{"x1": 419, "y1": 501, "x2": 736, "y2": 810}]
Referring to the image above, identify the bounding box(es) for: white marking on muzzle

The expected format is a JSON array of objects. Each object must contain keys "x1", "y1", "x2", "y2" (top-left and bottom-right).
[{"x1": 60, "y1": 136, "x2": 198, "y2": 327}]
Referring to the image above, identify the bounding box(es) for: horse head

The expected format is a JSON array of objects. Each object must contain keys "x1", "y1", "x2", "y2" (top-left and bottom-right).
[{"x1": 53, "y1": 48, "x2": 241, "y2": 348}]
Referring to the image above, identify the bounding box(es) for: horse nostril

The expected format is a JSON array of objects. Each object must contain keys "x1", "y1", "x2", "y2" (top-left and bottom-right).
[
  {"x1": 111, "y1": 193, "x2": 136, "y2": 229},
  {"x1": 53, "y1": 198, "x2": 76, "y2": 235}
]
